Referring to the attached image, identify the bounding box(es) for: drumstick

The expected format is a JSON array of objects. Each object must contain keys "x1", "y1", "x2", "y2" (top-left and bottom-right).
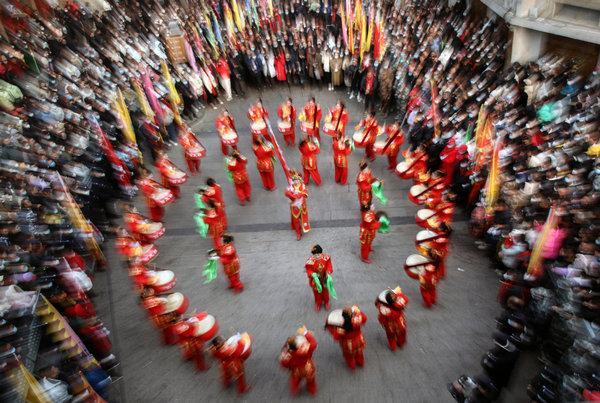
[
  {"x1": 381, "y1": 127, "x2": 401, "y2": 154},
  {"x1": 312, "y1": 104, "x2": 317, "y2": 139},
  {"x1": 334, "y1": 104, "x2": 345, "y2": 138},
  {"x1": 360, "y1": 117, "x2": 377, "y2": 144}
]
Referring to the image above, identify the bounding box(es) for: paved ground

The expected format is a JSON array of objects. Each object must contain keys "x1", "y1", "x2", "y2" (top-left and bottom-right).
[{"x1": 92, "y1": 85, "x2": 533, "y2": 402}]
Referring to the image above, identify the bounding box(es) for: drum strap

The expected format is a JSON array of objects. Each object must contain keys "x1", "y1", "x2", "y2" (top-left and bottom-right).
[
  {"x1": 382, "y1": 128, "x2": 401, "y2": 153},
  {"x1": 361, "y1": 119, "x2": 377, "y2": 144},
  {"x1": 407, "y1": 152, "x2": 426, "y2": 170},
  {"x1": 415, "y1": 179, "x2": 444, "y2": 198}
]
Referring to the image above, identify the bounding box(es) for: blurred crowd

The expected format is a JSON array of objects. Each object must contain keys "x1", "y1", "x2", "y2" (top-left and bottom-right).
[{"x1": 0, "y1": 0, "x2": 598, "y2": 400}]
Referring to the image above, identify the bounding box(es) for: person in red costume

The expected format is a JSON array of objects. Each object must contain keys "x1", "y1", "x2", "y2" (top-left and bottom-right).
[
  {"x1": 227, "y1": 150, "x2": 251, "y2": 205},
  {"x1": 375, "y1": 287, "x2": 409, "y2": 351},
  {"x1": 356, "y1": 160, "x2": 375, "y2": 208},
  {"x1": 382, "y1": 120, "x2": 404, "y2": 172},
  {"x1": 155, "y1": 150, "x2": 187, "y2": 199},
  {"x1": 179, "y1": 330, "x2": 210, "y2": 372},
  {"x1": 202, "y1": 199, "x2": 225, "y2": 248},
  {"x1": 252, "y1": 136, "x2": 276, "y2": 191},
  {"x1": 215, "y1": 109, "x2": 238, "y2": 156},
  {"x1": 202, "y1": 177, "x2": 227, "y2": 229},
  {"x1": 285, "y1": 171, "x2": 310, "y2": 240},
  {"x1": 209, "y1": 333, "x2": 251, "y2": 394},
  {"x1": 360, "y1": 202, "x2": 381, "y2": 264},
  {"x1": 325, "y1": 99, "x2": 349, "y2": 137},
  {"x1": 419, "y1": 263, "x2": 438, "y2": 308},
  {"x1": 178, "y1": 126, "x2": 205, "y2": 176},
  {"x1": 299, "y1": 136, "x2": 322, "y2": 186},
  {"x1": 439, "y1": 138, "x2": 467, "y2": 186},
  {"x1": 247, "y1": 98, "x2": 269, "y2": 142},
  {"x1": 305, "y1": 244, "x2": 333, "y2": 312},
  {"x1": 219, "y1": 234, "x2": 244, "y2": 293},
  {"x1": 137, "y1": 170, "x2": 172, "y2": 222},
  {"x1": 355, "y1": 110, "x2": 379, "y2": 161},
  {"x1": 277, "y1": 97, "x2": 297, "y2": 146},
  {"x1": 327, "y1": 305, "x2": 367, "y2": 370},
  {"x1": 279, "y1": 326, "x2": 318, "y2": 396},
  {"x1": 300, "y1": 96, "x2": 322, "y2": 142},
  {"x1": 332, "y1": 132, "x2": 353, "y2": 185}
]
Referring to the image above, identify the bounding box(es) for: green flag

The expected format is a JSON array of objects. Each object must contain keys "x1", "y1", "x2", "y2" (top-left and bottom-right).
[
  {"x1": 203, "y1": 256, "x2": 219, "y2": 283},
  {"x1": 325, "y1": 274, "x2": 337, "y2": 300},
  {"x1": 377, "y1": 215, "x2": 390, "y2": 233},
  {"x1": 372, "y1": 181, "x2": 388, "y2": 206},
  {"x1": 311, "y1": 273, "x2": 322, "y2": 292}
]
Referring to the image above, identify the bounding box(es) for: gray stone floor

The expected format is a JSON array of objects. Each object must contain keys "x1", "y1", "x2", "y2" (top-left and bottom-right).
[{"x1": 92, "y1": 85, "x2": 533, "y2": 402}]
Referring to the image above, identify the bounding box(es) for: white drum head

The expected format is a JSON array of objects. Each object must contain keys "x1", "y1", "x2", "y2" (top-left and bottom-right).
[{"x1": 417, "y1": 209, "x2": 435, "y2": 220}]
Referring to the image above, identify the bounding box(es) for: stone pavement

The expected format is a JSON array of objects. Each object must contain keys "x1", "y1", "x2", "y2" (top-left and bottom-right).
[{"x1": 92, "y1": 85, "x2": 531, "y2": 402}]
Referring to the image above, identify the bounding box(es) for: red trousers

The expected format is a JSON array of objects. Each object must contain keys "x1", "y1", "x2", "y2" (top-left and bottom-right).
[
  {"x1": 234, "y1": 181, "x2": 251, "y2": 202},
  {"x1": 290, "y1": 374, "x2": 316, "y2": 396},
  {"x1": 312, "y1": 287, "x2": 329, "y2": 307},
  {"x1": 360, "y1": 242, "x2": 374, "y2": 260},
  {"x1": 186, "y1": 158, "x2": 201, "y2": 175},
  {"x1": 334, "y1": 165, "x2": 348, "y2": 184},
  {"x1": 303, "y1": 168, "x2": 322, "y2": 186},
  {"x1": 387, "y1": 154, "x2": 397, "y2": 170},
  {"x1": 149, "y1": 205, "x2": 164, "y2": 222},
  {"x1": 259, "y1": 171, "x2": 276, "y2": 190},
  {"x1": 380, "y1": 318, "x2": 406, "y2": 350},
  {"x1": 193, "y1": 352, "x2": 209, "y2": 371},
  {"x1": 421, "y1": 286, "x2": 437, "y2": 308},
  {"x1": 365, "y1": 144, "x2": 375, "y2": 161},
  {"x1": 167, "y1": 184, "x2": 180, "y2": 199},
  {"x1": 342, "y1": 351, "x2": 364, "y2": 369},
  {"x1": 291, "y1": 217, "x2": 302, "y2": 237},
  {"x1": 227, "y1": 273, "x2": 244, "y2": 292},
  {"x1": 284, "y1": 133, "x2": 295, "y2": 146},
  {"x1": 223, "y1": 371, "x2": 248, "y2": 393}
]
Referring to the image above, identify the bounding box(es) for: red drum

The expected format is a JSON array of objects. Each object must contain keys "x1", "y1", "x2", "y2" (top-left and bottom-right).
[
  {"x1": 165, "y1": 166, "x2": 188, "y2": 186},
  {"x1": 404, "y1": 254, "x2": 431, "y2": 279},
  {"x1": 220, "y1": 130, "x2": 238, "y2": 146},
  {"x1": 139, "y1": 243, "x2": 159, "y2": 264},
  {"x1": 147, "y1": 292, "x2": 188, "y2": 316},
  {"x1": 300, "y1": 122, "x2": 316, "y2": 135},
  {"x1": 142, "y1": 270, "x2": 177, "y2": 294},
  {"x1": 416, "y1": 208, "x2": 436, "y2": 228},
  {"x1": 396, "y1": 161, "x2": 414, "y2": 179},
  {"x1": 137, "y1": 221, "x2": 165, "y2": 241},
  {"x1": 251, "y1": 121, "x2": 267, "y2": 136},
  {"x1": 322, "y1": 122, "x2": 336, "y2": 136},
  {"x1": 408, "y1": 184, "x2": 429, "y2": 205},
  {"x1": 151, "y1": 188, "x2": 174, "y2": 207},
  {"x1": 184, "y1": 312, "x2": 219, "y2": 341},
  {"x1": 186, "y1": 145, "x2": 205, "y2": 159},
  {"x1": 353, "y1": 131, "x2": 368, "y2": 147},
  {"x1": 373, "y1": 140, "x2": 388, "y2": 155},
  {"x1": 415, "y1": 229, "x2": 448, "y2": 256},
  {"x1": 325, "y1": 309, "x2": 344, "y2": 330},
  {"x1": 277, "y1": 120, "x2": 292, "y2": 135},
  {"x1": 225, "y1": 332, "x2": 252, "y2": 360}
]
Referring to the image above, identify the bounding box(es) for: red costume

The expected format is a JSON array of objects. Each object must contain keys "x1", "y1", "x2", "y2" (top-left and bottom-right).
[
  {"x1": 203, "y1": 184, "x2": 227, "y2": 229},
  {"x1": 279, "y1": 332, "x2": 318, "y2": 396},
  {"x1": 138, "y1": 176, "x2": 172, "y2": 222},
  {"x1": 247, "y1": 104, "x2": 269, "y2": 141},
  {"x1": 439, "y1": 140, "x2": 466, "y2": 186},
  {"x1": 179, "y1": 129, "x2": 205, "y2": 175},
  {"x1": 285, "y1": 181, "x2": 310, "y2": 240},
  {"x1": 215, "y1": 113, "x2": 238, "y2": 155},
  {"x1": 156, "y1": 154, "x2": 187, "y2": 199},
  {"x1": 328, "y1": 308, "x2": 367, "y2": 369},
  {"x1": 357, "y1": 116, "x2": 379, "y2": 161},
  {"x1": 360, "y1": 209, "x2": 381, "y2": 263},
  {"x1": 203, "y1": 207, "x2": 225, "y2": 248},
  {"x1": 180, "y1": 335, "x2": 209, "y2": 371},
  {"x1": 301, "y1": 103, "x2": 322, "y2": 141},
  {"x1": 305, "y1": 253, "x2": 333, "y2": 311},
  {"x1": 209, "y1": 336, "x2": 251, "y2": 394},
  {"x1": 299, "y1": 140, "x2": 322, "y2": 186},
  {"x1": 252, "y1": 142, "x2": 276, "y2": 190},
  {"x1": 326, "y1": 104, "x2": 349, "y2": 136},
  {"x1": 332, "y1": 138, "x2": 352, "y2": 184},
  {"x1": 383, "y1": 125, "x2": 404, "y2": 171},
  {"x1": 375, "y1": 290, "x2": 409, "y2": 350},
  {"x1": 356, "y1": 168, "x2": 374, "y2": 207},
  {"x1": 277, "y1": 103, "x2": 297, "y2": 146},
  {"x1": 227, "y1": 155, "x2": 251, "y2": 204},
  {"x1": 419, "y1": 265, "x2": 438, "y2": 308},
  {"x1": 220, "y1": 242, "x2": 243, "y2": 292}
]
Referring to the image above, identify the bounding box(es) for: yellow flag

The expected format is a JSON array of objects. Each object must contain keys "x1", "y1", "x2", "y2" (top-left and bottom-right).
[
  {"x1": 161, "y1": 61, "x2": 183, "y2": 126},
  {"x1": 359, "y1": 12, "x2": 366, "y2": 62},
  {"x1": 132, "y1": 77, "x2": 154, "y2": 118}
]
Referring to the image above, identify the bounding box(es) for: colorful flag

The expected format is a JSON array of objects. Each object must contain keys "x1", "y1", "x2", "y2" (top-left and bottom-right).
[
  {"x1": 140, "y1": 66, "x2": 163, "y2": 120},
  {"x1": 484, "y1": 135, "x2": 503, "y2": 214},
  {"x1": 359, "y1": 12, "x2": 366, "y2": 62},
  {"x1": 526, "y1": 206, "x2": 558, "y2": 279},
  {"x1": 365, "y1": 5, "x2": 374, "y2": 54},
  {"x1": 340, "y1": 0, "x2": 348, "y2": 47},
  {"x1": 113, "y1": 88, "x2": 142, "y2": 161},
  {"x1": 161, "y1": 61, "x2": 182, "y2": 126},
  {"x1": 131, "y1": 77, "x2": 154, "y2": 119},
  {"x1": 347, "y1": 0, "x2": 354, "y2": 53},
  {"x1": 232, "y1": 0, "x2": 243, "y2": 31}
]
